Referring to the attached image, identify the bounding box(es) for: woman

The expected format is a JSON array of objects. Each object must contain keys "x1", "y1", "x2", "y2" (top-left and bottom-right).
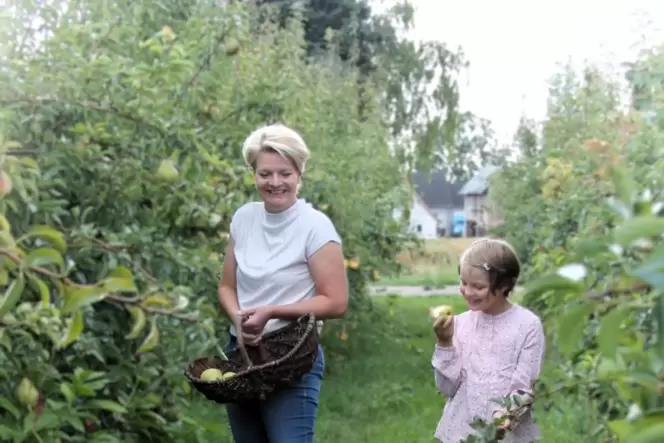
[{"x1": 218, "y1": 123, "x2": 349, "y2": 443}]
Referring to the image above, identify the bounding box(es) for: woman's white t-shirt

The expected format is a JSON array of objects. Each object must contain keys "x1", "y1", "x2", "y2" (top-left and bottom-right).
[{"x1": 229, "y1": 198, "x2": 341, "y2": 335}]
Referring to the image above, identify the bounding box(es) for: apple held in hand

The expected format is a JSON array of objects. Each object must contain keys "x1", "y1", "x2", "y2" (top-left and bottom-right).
[{"x1": 429, "y1": 304, "x2": 453, "y2": 323}]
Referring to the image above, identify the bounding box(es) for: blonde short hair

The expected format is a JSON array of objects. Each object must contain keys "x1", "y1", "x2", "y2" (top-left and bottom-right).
[{"x1": 241, "y1": 124, "x2": 309, "y2": 174}]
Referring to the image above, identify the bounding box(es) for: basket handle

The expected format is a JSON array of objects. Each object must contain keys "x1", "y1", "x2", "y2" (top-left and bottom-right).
[{"x1": 233, "y1": 313, "x2": 253, "y2": 368}]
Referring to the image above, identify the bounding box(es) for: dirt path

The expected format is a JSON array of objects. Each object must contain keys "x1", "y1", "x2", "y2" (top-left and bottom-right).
[
  {"x1": 369, "y1": 285, "x2": 525, "y2": 297},
  {"x1": 369, "y1": 285, "x2": 460, "y2": 297}
]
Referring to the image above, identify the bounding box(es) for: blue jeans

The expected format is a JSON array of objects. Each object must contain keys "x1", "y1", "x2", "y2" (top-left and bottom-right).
[{"x1": 224, "y1": 335, "x2": 325, "y2": 443}]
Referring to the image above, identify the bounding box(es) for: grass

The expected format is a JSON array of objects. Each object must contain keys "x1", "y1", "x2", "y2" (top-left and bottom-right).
[
  {"x1": 379, "y1": 238, "x2": 475, "y2": 288},
  {"x1": 188, "y1": 294, "x2": 597, "y2": 443}
]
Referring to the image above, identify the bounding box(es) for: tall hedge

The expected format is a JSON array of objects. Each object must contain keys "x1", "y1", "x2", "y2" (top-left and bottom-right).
[
  {"x1": 0, "y1": 1, "x2": 414, "y2": 441},
  {"x1": 488, "y1": 49, "x2": 664, "y2": 442}
]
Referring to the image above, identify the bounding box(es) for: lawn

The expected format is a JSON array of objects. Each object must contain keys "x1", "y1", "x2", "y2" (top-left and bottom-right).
[
  {"x1": 380, "y1": 238, "x2": 474, "y2": 288},
  {"x1": 187, "y1": 295, "x2": 600, "y2": 443}
]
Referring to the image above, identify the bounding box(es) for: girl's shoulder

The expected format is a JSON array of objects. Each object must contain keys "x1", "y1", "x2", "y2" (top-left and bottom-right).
[
  {"x1": 454, "y1": 304, "x2": 543, "y2": 330},
  {"x1": 510, "y1": 304, "x2": 543, "y2": 328}
]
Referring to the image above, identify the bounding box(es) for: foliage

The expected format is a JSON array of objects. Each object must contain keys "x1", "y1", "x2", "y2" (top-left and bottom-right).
[
  {"x1": 435, "y1": 111, "x2": 510, "y2": 182},
  {"x1": 489, "y1": 45, "x2": 664, "y2": 442},
  {"x1": 256, "y1": 0, "x2": 475, "y2": 174},
  {"x1": 0, "y1": 0, "x2": 419, "y2": 441}
]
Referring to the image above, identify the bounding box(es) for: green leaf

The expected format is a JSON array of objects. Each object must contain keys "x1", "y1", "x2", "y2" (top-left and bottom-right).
[
  {"x1": 629, "y1": 255, "x2": 664, "y2": 290},
  {"x1": 610, "y1": 165, "x2": 637, "y2": 209},
  {"x1": 597, "y1": 306, "x2": 628, "y2": 358},
  {"x1": 524, "y1": 274, "x2": 585, "y2": 298},
  {"x1": 136, "y1": 316, "x2": 160, "y2": 354},
  {"x1": 85, "y1": 400, "x2": 127, "y2": 414},
  {"x1": 557, "y1": 302, "x2": 594, "y2": 356},
  {"x1": 26, "y1": 247, "x2": 64, "y2": 268},
  {"x1": 609, "y1": 411, "x2": 664, "y2": 442},
  {"x1": 0, "y1": 274, "x2": 25, "y2": 318},
  {"x1": 0, "y1": 398, "x2": 20, "y2": 420},
  {"x1": 628, "y1": 422, "x2": 664, "y2": 443},
  {"x1": 0, "y1": 267, "x2": 8, "y2": 286},
  {"x1": 61, "y1": 285, "x2": 110, "y2": 314},
  {"x1": 140, "y1": 293, "x2": 172, "y2": 308},
  {"x1": 108, "y1": 266, "x2": 133, "y2": 279},
  {"x1": 34, "y1": 278, "x2": 50, "y2": 307},
  {"x1": 60, "y1": 383, "x2": 75, "y2": 404},
  {"x1": 613, "y1": 216, "x2": 664, "y2": 246},
  {"x1": 21, "y1": 225, "x2": 67, "y2": 253},
  {"x1": 56, "y1": 310, "x2": 84, "y2": 350},
  {"x1": 125, "y1": 306, "x2": 147, "y2": 340},
  {"x1": 609, "y1": 419, "x2": 631, "y2": 441},
  {"x1": 0, "y1": 330, "x2": 11, "y2": 351},
  {"x1": 101, "y1": 276, "x2": 137, "y2": 293},
  {"x1": 572, "y1": 238, "x2": 609, "y2": 260},
  {"x1": 622, "y1": 372, "x2": 659, "y2": 392},
  {"x1": 0, "y1": 424, "x2": 16, "y2": 440}
]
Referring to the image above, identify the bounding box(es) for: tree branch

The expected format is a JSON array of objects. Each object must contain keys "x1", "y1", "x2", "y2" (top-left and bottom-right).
[{"x1": 0, "y1": 247, "x2": 196, "y2": 322}]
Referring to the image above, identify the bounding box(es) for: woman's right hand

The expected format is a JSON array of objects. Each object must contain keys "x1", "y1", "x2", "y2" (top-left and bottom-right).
[
  {"x1": 433, "y1": 315, "x2": 454, "y2": 347},
  {"x1": 241, "y1": 331, "x2": 261, "y2": 347},
  {"x1": 232, "y1": 311, "x2": 261, "y2": 346}
]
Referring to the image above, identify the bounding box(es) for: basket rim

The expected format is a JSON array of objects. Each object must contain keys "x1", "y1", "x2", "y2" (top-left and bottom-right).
[{"x1": 184, "y1": 313, "x2": 317, "y2": 383}]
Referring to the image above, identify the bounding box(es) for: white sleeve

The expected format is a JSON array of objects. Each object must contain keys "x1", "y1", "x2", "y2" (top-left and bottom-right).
[
  {"x1": 305, "y1": 211, "x2": 342, "y2": 259},
  {"x1": 229, "y1": 203, "x2": 253, "y2": 243}
]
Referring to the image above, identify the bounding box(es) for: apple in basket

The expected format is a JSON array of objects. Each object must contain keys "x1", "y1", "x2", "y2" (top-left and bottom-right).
[{"x1": 200, "y1": 368, "x2": 237, "y2": 382}]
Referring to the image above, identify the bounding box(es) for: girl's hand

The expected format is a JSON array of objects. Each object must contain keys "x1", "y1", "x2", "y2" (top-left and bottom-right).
[
  {"x1": 493, "y1": 410, "x2": 512, "y2": 441},
  {"x1": 433, "y1": 314, "x2": 454, "y2": 346},
  {"x1": 496, "y1": 418, "x2": 512, "y2": 440},
  {"x1": 238, "y1": 306, "x2": 272, "y2": 336}
]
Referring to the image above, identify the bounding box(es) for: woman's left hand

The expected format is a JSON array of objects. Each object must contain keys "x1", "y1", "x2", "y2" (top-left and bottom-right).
[{"x1": 238, "y1": 306, "x2": 272, "y2": 336}]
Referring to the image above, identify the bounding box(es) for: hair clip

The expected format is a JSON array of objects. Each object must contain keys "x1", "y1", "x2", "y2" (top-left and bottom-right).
[{"x1": 483, "y1": 263, "x2": 491, "y2": 271}]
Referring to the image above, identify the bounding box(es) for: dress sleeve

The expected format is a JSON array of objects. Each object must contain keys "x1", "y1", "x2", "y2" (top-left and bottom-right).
[
  {"x1": 305, "y1": 211, "x2": 342, "y2": 259},
  {"x1": 431, "y1": 317, "x2": 463, "y2": 398},
  {"x1": 494, "y1": 319, "x2": 545, "y2": 425}
]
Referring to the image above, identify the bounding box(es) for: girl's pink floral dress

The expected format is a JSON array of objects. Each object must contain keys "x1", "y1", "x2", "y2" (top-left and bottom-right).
[{"x1": 432, "y1": 304, "x2": 545, "y2": 443}]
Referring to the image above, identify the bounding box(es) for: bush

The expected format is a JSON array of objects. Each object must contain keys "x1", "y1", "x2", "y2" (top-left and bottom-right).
[
  {"x1": 487, "y1": 47, "x2": 664, "y2": 442},
  {"x1": 0, "y1": 1, "x2": 414, "y2": 441}
]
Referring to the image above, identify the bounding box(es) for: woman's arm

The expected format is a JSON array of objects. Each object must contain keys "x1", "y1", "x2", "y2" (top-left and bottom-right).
[
  {"x1": 218, "y1": 238, "x2": 240, "y2": 319},
  {"x1": 432, "y1": 323, "x2": 464, "y2": 398},
  {"x1": 268, "y1": 242, "x2": 348, "y2": 320}
]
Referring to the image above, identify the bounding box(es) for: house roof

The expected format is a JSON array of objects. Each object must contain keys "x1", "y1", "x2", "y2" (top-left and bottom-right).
[
  {"x1": 412, "y1": 171, "x2": 464, "y2": 209},
  {"x1": 459, "y1": 166, "x2": 500, "y2": 196}
]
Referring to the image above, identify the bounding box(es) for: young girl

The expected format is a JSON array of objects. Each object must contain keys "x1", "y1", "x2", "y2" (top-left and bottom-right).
[{"x1": 432, "y1": 238, "x2": 545, "y2": 443}]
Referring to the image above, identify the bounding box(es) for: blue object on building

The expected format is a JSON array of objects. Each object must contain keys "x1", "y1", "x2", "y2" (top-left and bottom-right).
[{"x1": 452, "y1": 212, "x2": 465, "y2": 236}]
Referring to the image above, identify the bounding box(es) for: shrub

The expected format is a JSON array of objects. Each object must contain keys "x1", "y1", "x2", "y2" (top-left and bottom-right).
[{"x1": 0, "y1": 1, "x2": 414, "y2": 440}]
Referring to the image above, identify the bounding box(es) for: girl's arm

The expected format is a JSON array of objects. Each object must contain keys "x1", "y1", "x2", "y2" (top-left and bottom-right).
[
  {"x1": 432, "y1": 318, "x2": 463, "y2": 398},
  {"x1": 218, "y1": 238, "x2": 240, "y2": 319},
  {"x1": 494, "y1": 319, "x2": 545, "y2": 426}
]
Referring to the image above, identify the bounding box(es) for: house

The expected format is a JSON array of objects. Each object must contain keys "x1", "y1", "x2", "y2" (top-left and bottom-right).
[
  {"x1": 394, "y1": 171, "x2": 464, "y2": 239},
  {"x1": 413, "y1": 171, "x2": 465, "y2": 237},
  {"x1": 458, "y1": 165, "x2": 502, "y2": 237},
  {"x1": 398, "y1": 192, "x2": 439, "y2": 239}
]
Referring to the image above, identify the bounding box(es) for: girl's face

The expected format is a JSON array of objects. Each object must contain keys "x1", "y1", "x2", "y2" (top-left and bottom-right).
[
  {"x1": 254, "y1": 151, "x2": 300, "y2": 213},
  {"x1": 459, "y1": 265, "x2": 510, "y2": 315}
]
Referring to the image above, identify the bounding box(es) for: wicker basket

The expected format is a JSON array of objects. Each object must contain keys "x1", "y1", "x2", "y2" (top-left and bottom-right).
[{"x1": 184, "y1": 313, "x2": 319, "y2": 404}]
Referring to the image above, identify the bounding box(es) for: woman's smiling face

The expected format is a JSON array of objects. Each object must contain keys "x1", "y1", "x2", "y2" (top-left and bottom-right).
[{"x1": 254, "y1": 150, "x2": 300, "y2": 213}]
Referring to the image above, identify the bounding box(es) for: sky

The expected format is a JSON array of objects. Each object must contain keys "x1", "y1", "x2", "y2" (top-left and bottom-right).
[{"x1": 374, "y1": 0, "x2": 664, "y2": 146}]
